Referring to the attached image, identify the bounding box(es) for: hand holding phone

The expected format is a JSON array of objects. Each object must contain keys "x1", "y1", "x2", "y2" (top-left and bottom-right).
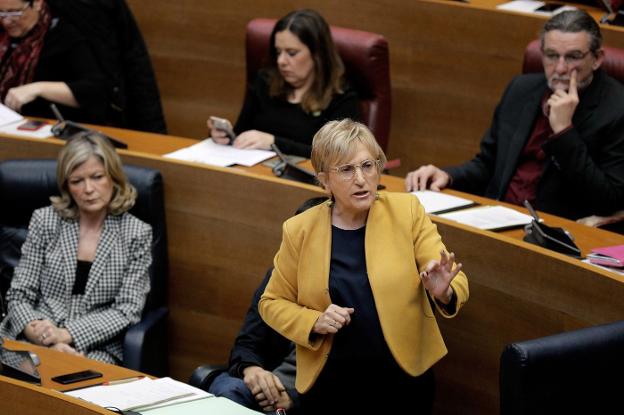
[
  {"x1": 209, "y1": 116, "x2": 236, "y2": 144},
  {"x1": 51, "y1": 369, "x2": 103, "y2": 384}
]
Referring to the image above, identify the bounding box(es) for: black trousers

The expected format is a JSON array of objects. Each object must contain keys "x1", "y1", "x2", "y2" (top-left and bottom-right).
[{"x1": 300, "y1": 359, "x2": 435, "y2": 415}]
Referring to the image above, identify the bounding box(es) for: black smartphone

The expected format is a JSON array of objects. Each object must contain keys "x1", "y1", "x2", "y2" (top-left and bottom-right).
[{"x1": 51, "y1": 369, "x2": 103, "y2": 384}]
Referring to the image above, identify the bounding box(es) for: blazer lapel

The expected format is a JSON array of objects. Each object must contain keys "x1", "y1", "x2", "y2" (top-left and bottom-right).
[
  {"x1": 85, "y1": 215, "x2": 118, "y2": 298},
  {"x1": 364, "y1": 196, "x2": 400, "y2": 295},
  {"x1": 60, "y1": 219, "x2": 79, "y2": 298},
  {"x1": 572, "y1": 69, "x2": 604, "y2": 128},
  {"x1": 497, "y1": 86, "x2": 545, "y2": 197}
]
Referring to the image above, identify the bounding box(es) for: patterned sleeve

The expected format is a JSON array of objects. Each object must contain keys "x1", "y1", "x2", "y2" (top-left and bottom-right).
[
  {"x1": 65, "y1": 220, "x2": 152, "y2": 351},
  {"x1": 6, "y1": 209, "x2": 51, "y2": 336}
]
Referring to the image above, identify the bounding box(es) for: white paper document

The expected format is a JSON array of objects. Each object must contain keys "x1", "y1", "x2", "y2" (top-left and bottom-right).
[
  {"x1": 164, "y1": 138, "x2": 275, "y2": 167},
  {"x1": 140, "y1": 396, "x2": 263, "y2": 415},
  {"x1": 0, "y1": 119, "x2": 53, "y2": 139},
  {"x1": 0, "y1": 103, "x2": 23, "y2": 126},
  {"x1": 437, "y1": 205, "x2": 533, "y2": 230},
  {"x1": 65, "y1": 377, "x2": 210, "y2": 411},
  {"x1": 496, "y1": 0, "x2": 576, "y2": 15},
  {"x1": 0, "y1": 103, "x2": 53, "y2": 138},
  {"x1": 411, "y1": 190, "x2": 475, "y2": 214}
]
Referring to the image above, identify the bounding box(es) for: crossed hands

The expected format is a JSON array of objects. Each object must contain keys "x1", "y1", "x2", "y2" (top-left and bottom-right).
[
  {"x1": 23, "y1": 319, "x2": 82, "y2": 356},
  {"x1": 420, "y1": 250, "x2": 462, "y2": 304},
  {"x1": 313, "y1": 303, "x2": 354, "y2": 335},
  {"x1": 547, "y1": 69, "x2": 579, "y2": 134},
  {"x1": 243, "y1": 366, "x2": 293, "y2": 412}
]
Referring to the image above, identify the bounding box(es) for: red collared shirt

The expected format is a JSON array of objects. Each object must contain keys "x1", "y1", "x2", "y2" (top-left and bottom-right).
[{"x1": 504, "y1": 93, "x2": 571, "y2": 206}]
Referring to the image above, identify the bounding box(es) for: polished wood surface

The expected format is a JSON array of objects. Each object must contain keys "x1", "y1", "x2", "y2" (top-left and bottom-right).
[
  {"x1": 127, "y1": 0, "x2": 624, "y2": 177},
  {"x1": 1, "y1": 129, "x2": 623, "y2": 415},
  {"x1": 0, "y1": 339, "x2": 144, "y2": 415}
]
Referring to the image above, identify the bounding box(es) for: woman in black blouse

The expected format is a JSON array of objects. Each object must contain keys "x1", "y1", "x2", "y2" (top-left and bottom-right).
[{"x1": 208, "y1": 9, "x2": 359, "y2": 157}]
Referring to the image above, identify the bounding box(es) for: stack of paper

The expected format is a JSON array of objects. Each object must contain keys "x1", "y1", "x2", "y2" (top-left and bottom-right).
[
  {"x1": 141, "y1": 396, "x2": 263, "y2": 415},
  {"x1": 0, "y1": 103, "x2": 53, "y2": 139},
  {"x1": 437, "y1": 205, "x2": 533, "y2": 231},
  {"x1": 411, "y1": 190, "x2": 475, "y2": 214},
  {"x1": 496, "y1": 0, "x2": 576, "y2": 16},
  {"x1": 164, "y1": 138, "x2": 275, "y2": 167},
  {"x1": 65, "y1": 377, "x2": 211, "y2": 412}
]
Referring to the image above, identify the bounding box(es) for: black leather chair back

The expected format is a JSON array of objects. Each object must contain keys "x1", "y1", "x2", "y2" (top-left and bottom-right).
[
  {"x1": 0, "y1": 159, "x2": 168, "y2": 313},
  {"x1": 500, "y1": 320, "x2": 624, "y2": 415}
]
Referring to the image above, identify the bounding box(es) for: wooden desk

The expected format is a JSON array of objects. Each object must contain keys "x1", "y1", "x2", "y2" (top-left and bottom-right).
[
  {"x1": 1, "y1": 130, "x2": 623, "y2": 415},
  {"x1": 0, "y1": 339, "x2": 144, "y2": 415}
]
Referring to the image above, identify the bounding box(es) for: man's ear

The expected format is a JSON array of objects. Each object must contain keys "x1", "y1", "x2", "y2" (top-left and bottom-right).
[
  {"x1": 592, "y1": 48, "x2": 605, "y2": 71},
  {"x1": 33, "y1": 0, "x2": 44, "y2": 12}
]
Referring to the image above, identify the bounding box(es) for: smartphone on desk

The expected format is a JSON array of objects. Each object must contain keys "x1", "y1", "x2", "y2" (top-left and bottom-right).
[
  {"x1": 51, "y1": 369, "x2": 103, "y2": 384},
  {"x1": 209, "y1": 116, "x2": 236, "y2": 144},
  {"x1": 17, "y1": 120, "x2": 47, "y2": 131}
]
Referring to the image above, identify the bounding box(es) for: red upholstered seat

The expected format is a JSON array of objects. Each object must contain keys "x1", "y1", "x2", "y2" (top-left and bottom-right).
[
  {"x1": 522, "y1": 39, "x2": 624, "y2": 83},
  {"x1": 245, "y1": 18, "x2": 392, "y2": 151}
]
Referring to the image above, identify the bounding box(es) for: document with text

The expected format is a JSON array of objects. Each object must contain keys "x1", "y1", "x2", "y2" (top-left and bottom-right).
[
  {"x1": 411, "y1": 190, "x2": 475, "y2": 214},
  {"x1": 164, "y1": 138, "x2": 275, "y2": 167},
  {"x1": 64, "y1": 377, "x2": 211, "y2": 411},
  {"x1": 437, "y1": 205, "x2": 533, "y2": 230}
]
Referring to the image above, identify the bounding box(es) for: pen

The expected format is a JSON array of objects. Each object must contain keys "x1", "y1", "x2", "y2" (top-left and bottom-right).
[{"x1": 103, "y1": 376, "x2": 144, "y2": 385}]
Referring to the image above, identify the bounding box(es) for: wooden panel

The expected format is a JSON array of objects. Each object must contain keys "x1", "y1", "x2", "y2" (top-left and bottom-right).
[{"x1": 127, "y1": 0, "x2": 624, "y2": 176}]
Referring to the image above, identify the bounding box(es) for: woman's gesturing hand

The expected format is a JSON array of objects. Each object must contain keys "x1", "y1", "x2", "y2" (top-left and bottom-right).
[
  {"x1": 420, "y1": 250, "x2": 462, "y2": 304},
  {"x1": 313, "y1": 303, "x2": 354, "y2": 334}
]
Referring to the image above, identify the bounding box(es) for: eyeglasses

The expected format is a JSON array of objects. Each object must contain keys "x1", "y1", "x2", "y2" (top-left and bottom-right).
[
  {"x1": 0, "y1": 3, "x2": 30, "y2": 19},
  {"x1": 329, "y1": 159, "x2": 381, "y2": 181},
  {"x1": 542, "y1": 49, "x2": 591, "y2": 65}
]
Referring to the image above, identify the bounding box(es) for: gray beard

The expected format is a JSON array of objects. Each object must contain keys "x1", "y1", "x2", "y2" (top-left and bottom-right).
[{"x1": 548, "y1": 72, "x2": 593, "y2": 92}]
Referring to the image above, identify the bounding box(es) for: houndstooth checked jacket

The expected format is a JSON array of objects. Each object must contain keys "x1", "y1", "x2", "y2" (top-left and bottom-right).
[{"x1": 0, "y1": 206, "x2": 152, "y2": 364}]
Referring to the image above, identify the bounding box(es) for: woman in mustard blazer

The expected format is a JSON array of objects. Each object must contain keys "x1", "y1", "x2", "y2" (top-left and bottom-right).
[{"x1": 259, "y1": 119, "x2": 469, "y2": 414}]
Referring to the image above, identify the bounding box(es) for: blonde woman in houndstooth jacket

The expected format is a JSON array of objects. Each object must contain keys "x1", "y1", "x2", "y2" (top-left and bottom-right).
[{"x1": 0, "y1": 133, "x2": 151, "y2": 364}]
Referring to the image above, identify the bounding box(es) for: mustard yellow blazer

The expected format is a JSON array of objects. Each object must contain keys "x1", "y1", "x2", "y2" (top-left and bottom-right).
[{"x1": 259, "y1": 192, "x2": 469, "y2": 393}]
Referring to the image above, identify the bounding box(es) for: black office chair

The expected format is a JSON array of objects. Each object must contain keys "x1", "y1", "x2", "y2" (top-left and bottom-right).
[
  {"x1": 189, "y1": 363, "x2": 228, "y2": 391},
  {"x1": 0, "y1": 159, "x2": 169, "y2": 376},
  {"x1": 500, "y1": 320, "x2": 624, "y2": 415}
]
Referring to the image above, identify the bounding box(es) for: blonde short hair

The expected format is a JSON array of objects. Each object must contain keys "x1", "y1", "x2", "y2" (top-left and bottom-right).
[
  {"x1": 51, "y1": 132, "x2": 136, "y2": 219},
  {"x1": 311, "y1": 119, "x2": 387, "y2": 175}
]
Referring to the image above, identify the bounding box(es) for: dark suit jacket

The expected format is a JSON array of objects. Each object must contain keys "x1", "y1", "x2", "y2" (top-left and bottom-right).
[
  {"x1": 228, "y1": 268, "x2": 292, "y2": 377},
  {"x1": 446, "y1": 70, "x2": 624, "y2": 220}
]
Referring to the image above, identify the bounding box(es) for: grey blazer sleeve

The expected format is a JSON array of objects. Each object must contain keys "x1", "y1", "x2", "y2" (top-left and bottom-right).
[{"x1": 65, "y1": 217, "x2": 152, "y2": 352}]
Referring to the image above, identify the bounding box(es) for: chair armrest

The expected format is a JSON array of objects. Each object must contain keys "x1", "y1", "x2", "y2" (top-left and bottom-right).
[
  {"x1": 189, "y1": 364, "x2": 228, "y2": 391},
  {"x1": 123, "y1": 306, "x2": 168, "y2": 376}
]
